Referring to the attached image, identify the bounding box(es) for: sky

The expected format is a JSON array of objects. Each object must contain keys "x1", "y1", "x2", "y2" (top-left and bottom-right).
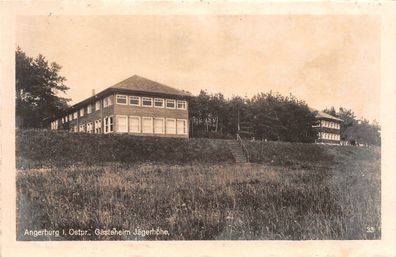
[{"x1": 16, "y1": 15, "x2": 380, "y2": 121}]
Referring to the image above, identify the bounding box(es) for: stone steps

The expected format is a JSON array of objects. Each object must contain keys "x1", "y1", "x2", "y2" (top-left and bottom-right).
[{"x1": 227, "y1": 141, "x2": 248, "y2": 163}]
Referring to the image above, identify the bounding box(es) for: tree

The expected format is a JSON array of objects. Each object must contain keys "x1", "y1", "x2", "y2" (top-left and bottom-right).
[
  {"x1": 344, "y1": 119, "x2": 381, "y2": 146},
  {"x1": 16, "y1": 47, "x2": 70, "y2": 128},
  {"x1": 323, "y1": 106, "x2": 337, "y2": 117},
  {"x1": 248, "y1": 92, "x2": 317, "y2": 142}
]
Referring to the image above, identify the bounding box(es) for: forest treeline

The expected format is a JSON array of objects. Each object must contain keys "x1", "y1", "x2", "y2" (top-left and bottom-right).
[
  {"x1": 188, "y1": 90, "x2": 381, "y2": 146},
  {"x1": 189, "y1": 90, "x2": 317, "y2": 143}
]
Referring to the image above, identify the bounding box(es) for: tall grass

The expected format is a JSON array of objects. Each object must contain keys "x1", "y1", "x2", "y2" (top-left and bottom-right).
[
  {"x1": 16, "y1": 129, "x2": 380, "y2": 240},
  {"x1": 17, "y1": 158, "x2": 380, "y2": 240}
]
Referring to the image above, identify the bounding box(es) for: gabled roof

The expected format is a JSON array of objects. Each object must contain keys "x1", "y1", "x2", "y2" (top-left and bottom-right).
[
  {"x1": 110, "y1": 75, "x2": 191, "y2": 97},
  {"x1": 316, "y1": 111, "x2": 343, "y2": 122},
  {"x1": 310, "y1": 108, "x2": 343, "y2": 122},
  {"x1": 54, "y1": 75, "x2": 191, "y2": 116}
]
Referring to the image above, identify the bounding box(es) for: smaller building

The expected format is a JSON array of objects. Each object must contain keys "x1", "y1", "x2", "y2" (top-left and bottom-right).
[{"x1": 312, "y1": 110, "x2": 343, "y2": 144}]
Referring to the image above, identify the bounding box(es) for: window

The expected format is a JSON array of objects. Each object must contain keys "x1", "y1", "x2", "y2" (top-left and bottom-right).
[
  {"x1": 87, "y1": 122, "x2": 94, "y2": 133},
  {"x1": 80, "y1": 108, "x2": 84, "y2": 117},
  {"x1": 166, "y1": 99, "x2": 176, "y2": 109},
  {"x1": 65, "y1": 116, "x2": 68, "y2": 122},
  {"x1": 79, "y1": 124, "x2": 86, "y2": 133},
  {"x1": 69, "y1": 114, "x2": 73, "y2": 121},
  {"x1": 154, "y1": 98, "x2": 164, "y2": 108},
  {"x1": 177, "y1": 100, "x2": 187, "y2": 110},
  {"x1": 129, "y1": 116, "x2": 141, "y2": 133},
  {"x1": 86, "y1": 105, "x2": 92, "y2": 114},
  {"x1": 177, "y1": 119, "x2": 188, "y2": 135},
  {"x1": 116, "y1": 115, "x2": 128, "y2": 133},
  {"x1": 142, "y1": 97, "x2": 153, "y2": 107},
  {"x1": 95, "y1": 119, "x2": 102, "y2": 134},
  {"x1": 104, "y1": 96, "x2": 113, "y2": 108},
  {"x1": 61, "y1": 117, "x2": 64, "y2": 124},
  {"x1": 73, "y1": 112, "x2": 78, "y2": 119},
  {"x1": 142, "y1": 117, "x2": 153, "y2": 133},
  {"x1": 73, "y1": 125, "x2": 78, "y2": 132},
  {"x1": 95, "y1": 101, "x2": 101, "y2": 111},
  {"x1": 312, "y1": 122, "x2": 320, "y2": 128},
  {"x1": 116, "y1": 95, "x2": 127, "y2": 105},
  {"x1": 129, "y1": 96, "x2": 140, "y2": 106},
  {"x1": 104, "y1": 116, "x2": 114, "y2": 134},
  {"x1": 166, "y1": 118, "x2": 176, "y2": 134},
  {"x1": 154, "y1": 118, "x2": 165, "y2": 134}
]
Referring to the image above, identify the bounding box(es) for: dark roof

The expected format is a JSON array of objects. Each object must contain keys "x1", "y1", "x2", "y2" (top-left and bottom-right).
[
  {"x1": 310, "y1": 108, "x2": 343, "y2": 122},
  {"x1": 54, "y1": 75, "x2": 191, "y2": 116},
  {"x1": 110, "y1": 75, "x2": 191, "y2": 97}
]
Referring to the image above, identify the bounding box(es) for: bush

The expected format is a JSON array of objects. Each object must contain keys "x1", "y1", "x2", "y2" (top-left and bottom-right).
[{"x1": 16, "y1": 129, "x2": 234, "y2": 168}]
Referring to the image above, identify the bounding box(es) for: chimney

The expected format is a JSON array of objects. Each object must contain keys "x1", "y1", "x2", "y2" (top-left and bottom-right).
[{"x1": 92, "y1": 89, "x2": 95, "y2": 96}]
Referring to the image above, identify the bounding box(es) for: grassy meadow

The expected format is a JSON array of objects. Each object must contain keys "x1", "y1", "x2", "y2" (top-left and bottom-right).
[{"x1": 16, "y1": 130, "x2": 381, "y2": 240}]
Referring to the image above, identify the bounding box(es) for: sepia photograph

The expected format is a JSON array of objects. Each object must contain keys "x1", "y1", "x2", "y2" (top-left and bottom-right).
[{"x1": 12, "y1": 14, "x2": 383, "y2": 242}]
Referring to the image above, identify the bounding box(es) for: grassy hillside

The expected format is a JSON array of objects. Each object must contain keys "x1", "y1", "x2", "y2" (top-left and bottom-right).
[
  {"x1": 245, "y1": 140, "x2": 380, "y2": 165},
  {"x1": 16, "y1": 129, "x2": 379, "y2": 166},
  {"x1": 16, "y1": 129, "x2": 381, "y2": 240},
  {"x1": 16, "y1": 129, "x2": 234, "y2": 167}
]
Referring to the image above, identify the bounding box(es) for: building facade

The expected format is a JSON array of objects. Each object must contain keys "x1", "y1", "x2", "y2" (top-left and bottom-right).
[
  {"x1": 312, "y1": 110, "x2": 343, "y2": 144},
  {"x1": 50, "y1": 75, "x2": 191, "y2": 138}
]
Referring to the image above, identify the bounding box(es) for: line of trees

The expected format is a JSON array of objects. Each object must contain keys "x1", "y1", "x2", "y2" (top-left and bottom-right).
[{"x1": 189, "y1": 90, "x2": 318, "y2": 143}]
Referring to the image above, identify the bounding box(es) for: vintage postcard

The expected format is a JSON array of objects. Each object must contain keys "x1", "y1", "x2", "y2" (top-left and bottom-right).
[{"x1": 1, "y1": 1, "x2": 396, "y2": 257}]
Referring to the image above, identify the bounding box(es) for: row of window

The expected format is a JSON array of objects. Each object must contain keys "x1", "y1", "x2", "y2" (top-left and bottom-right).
[
  {"x1": 320, "y1": 120, "x2": 340, "y2": 129},
  {"x1": 318, "y1": 132, "x2": 340, "y2": 141},
  {"x1": 64, "y1": 97, "x2": 112, "y2": 123},
  {"x1": 60, "y1": 95, "x2": 187, "y2": 124},
  {"x1": 74, "y1": 116, "x2": 188, "y2": 135},
  {"x1": 115, "y1": 95, "x2": 187, "y2": 110}
]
